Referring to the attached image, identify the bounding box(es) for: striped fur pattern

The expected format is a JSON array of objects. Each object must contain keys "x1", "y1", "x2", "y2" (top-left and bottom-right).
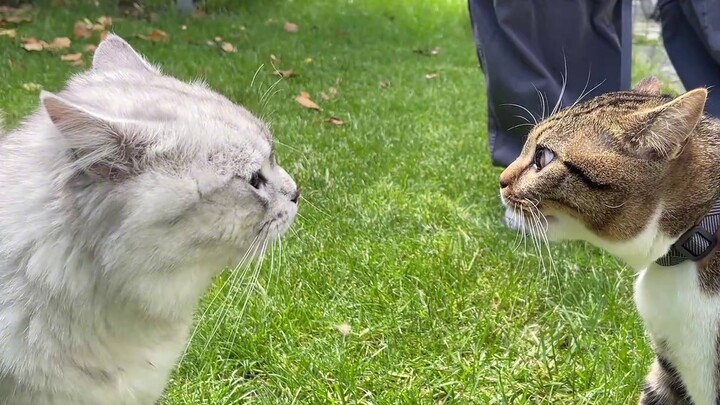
[
  {"x1": 0, "y1": 35, "x2": 299, "y2": 404},
  {"x1": 500, "y1": 76, "x2": 720, "y2": 404}
]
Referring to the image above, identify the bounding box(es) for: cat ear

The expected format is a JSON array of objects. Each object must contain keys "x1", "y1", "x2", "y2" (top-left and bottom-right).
[
  {"x1": 41, "y1": 91, "x2": 146, "y2": 182},
  {"x1": 92, "y1": 34, "x2": 160, "y2": 75},
  {"x1": 633, "y1": 76, "x2": 661, "y2": 96},
  {"x1": 623, "y1": 88, "x2": 707, "y2": 160}
]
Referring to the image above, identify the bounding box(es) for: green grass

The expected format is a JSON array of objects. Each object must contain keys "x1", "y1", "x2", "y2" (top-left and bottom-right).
[{"x1": 0, "y1": 1, "x2": 651, "y2": 403}]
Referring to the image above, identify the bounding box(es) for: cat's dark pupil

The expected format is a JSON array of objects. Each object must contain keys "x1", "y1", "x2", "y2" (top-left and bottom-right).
[{"x1": 249, "y1": 171, "x2": 266, "y2": 189}]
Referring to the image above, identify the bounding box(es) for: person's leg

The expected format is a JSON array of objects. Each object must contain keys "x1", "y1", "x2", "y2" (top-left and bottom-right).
[
  {"x1": 659, "y1": 0, "x2": 720, "y2": 118},
  {"x1": 468, "y1": 0, "x2": 632, "y2": 167}
]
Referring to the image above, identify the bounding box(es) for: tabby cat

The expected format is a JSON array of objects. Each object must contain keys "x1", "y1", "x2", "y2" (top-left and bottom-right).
[{"x1": 500, "y1": 76, "x2": 720, "y2": 404}]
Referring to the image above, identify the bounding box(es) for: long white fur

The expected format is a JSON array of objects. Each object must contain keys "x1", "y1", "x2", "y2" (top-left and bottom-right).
[
  {"x1": 0, "y1": 35, "x2": 298, "y2": 404},
  {"x1": 505, "y1": 206, "x2": 719, "y2": 404}
]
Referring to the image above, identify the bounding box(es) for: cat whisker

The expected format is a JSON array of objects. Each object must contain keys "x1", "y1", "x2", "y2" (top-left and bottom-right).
[
  {"x1": 200, "y1": 237, "x2": 264, "y2": 357},
  {"x1": 299, "y1": 196, "x2": 330, "y2": 218},
  {"x1": 551, "y1": 52, "x2": 568, "y2": 116},
  {"x1": 180, "y1": 233, "x2": 263, "y2": 365},
  {"x1": 500, "y1": 103, "x2": 539, "y2": 125}
]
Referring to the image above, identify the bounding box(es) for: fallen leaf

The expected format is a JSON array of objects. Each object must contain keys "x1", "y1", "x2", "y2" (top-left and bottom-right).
[
  {"x1": 283, "y1": 22, "x2": 298, "y2": 33},
  {"x1": 139, "y1": 29, "x2": 169, "y2": 42},
  {"x1": 60, "y1": 52, "x2": 82, "y2": 62},
  {"x1": 96, "y1": 16, "x2": 112, "y2": 27},
  {"x1": 71, "y1": 59, "x2": 84, "y2": 67},
  {"x1": 73, "y1": 21, "x2": 91, "y2": 39},
  {"x1": 304, "y1": 57, "x2": 313, "y2": 64},
  {"x1": 270, "y1": 54, "x2": 279, "y2": 63},
  {"x1": 425, "y1": 72, "x2": 439, "y2": 80},
  {"x1": 22, "y1": 82, "x2": 42, "y2": 91},
  {"x1": 91, "y1": 23, "x2": 105, "y2": 32},
  {"x1": 275, "y1": 69, "x2": 296, "y2": 78},
  {"x1": 0, "y1": 28, "x2": 16, "y2": 38},
  {"x1": 336, "y1": 323, "x2": 351, "y2": 336},
  {"x1": 220, "y1": 42, "x2": 236, "y2": 53},
  {"x1": 379, "y1": 80, "x2": 391, "y2": 89},
  {"x1": 295, "y1": 92, "x2": 321, "y2": 111},
  {"x1": 206, "y1": 40, "x2": 215, "y2": 46},
  {"x1": 326, "y1": 117, "x2": 345, "y2": 126},
  {"x1": 83, "y1": 44, "x2": 96, "y2": 52},
  {"x1": 320, "y1": 87, "x2": 338, "y2": 100},
  {"x1": 45, "y1": 37, "x2": 71, "y2": 51},
  {"x1": 21, "y1": 37, "x2": 45, "y2": 52},
  {"x1": 214, "y1": 36, "x2": 222, "y2": 42},
  {"x1": 181, "y1": 24, "x2": 187, "y2": 30}
]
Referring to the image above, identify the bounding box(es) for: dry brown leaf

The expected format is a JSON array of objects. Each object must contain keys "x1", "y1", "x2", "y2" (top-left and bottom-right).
[
  {"x1": 21, "y1": 37, "x2": 45, "y2": 52},
  {"x1": 295, "y1": 92, "x2": 321, "y2": 111},
  {"x1": 45, "y1": 37, "x2": 71, "y2": 51},
  {"x1": 283, "y1": 22, "x2": 298, "y2": 33},
  {"x1": 91, "y1": 23, "x2": 105, "y2": 32},
  {"x1": 379, "y1": 80, "x2": 391, "y2": 89},
  {"x1": 326, "y1": 117, "x2": 345, "y2": 126},
  {"x1": 73, "y1": 21, "x2": 92, "y2": 39},
  {"x1": 139, "y1": 29, "x2": 169, "y2": 42},
  {"x1": 71, "y1": 59, "x2": 84, "y2": 67},
  {"x1": 0, "y1": 28, "x2": 16, "y2": 38},
  {"x1": 60, "y1": 52, "x2": 82, "y2": 62},
  {"x1": 2, "y1": 14, "x2": 32, "y2": 24},
  {"x1": 220, "y1": 42, "x2": 236, "y2": 53},
  {"x1": 22, "y1": 82, "x2": 41, "y2": 91},
  {"x1": 275, "y1": 69, "x2": 296, "y2": 78},
  {"x1": 425, "y1": 72, "x2": 439, "y2": 80},
  {"x1": 84, "y1": 44, "x2": 96, "y2": 52}
]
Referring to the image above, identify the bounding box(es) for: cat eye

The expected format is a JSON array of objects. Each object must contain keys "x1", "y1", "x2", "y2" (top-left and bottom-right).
[
  {"x1": 533, "y1": 147, "x2": 556, "y2": 170},
  {"x1": 249, "y1": 171, "x2": 266, "y2": 189}
]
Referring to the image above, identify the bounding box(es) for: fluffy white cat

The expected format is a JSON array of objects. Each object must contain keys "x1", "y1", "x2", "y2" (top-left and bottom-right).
[{"x1": 0, "y1": 35, "x2": 298, "y2": 404}]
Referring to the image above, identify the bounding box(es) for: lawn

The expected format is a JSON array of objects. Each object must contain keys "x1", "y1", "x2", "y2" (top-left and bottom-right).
[{"x1": 0, "y1": 0, "x2": 651, "y2": 403}]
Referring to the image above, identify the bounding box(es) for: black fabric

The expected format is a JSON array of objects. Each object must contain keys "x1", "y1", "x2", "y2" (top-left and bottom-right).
[
  {"x1": 659, "y1": 0, "x2": 720, "y2": 118},
  {"x1": 468, "y1": 0, "x2": 633, "y2": 167}
]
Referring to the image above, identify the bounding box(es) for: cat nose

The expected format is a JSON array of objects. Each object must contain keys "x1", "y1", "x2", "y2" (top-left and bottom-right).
[
  {"x1": 500, "y1": 174, "x2": 510, "y2": 189},
  {"x1": 290, "y1": 188, "x2": 300, "y2": 204}
]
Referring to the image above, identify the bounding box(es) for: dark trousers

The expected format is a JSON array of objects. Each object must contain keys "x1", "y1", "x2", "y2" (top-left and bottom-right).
[
  {"x1": 470, "y1": 0, "x2": 720, "y2": 168},
  {"x1": 660, "y1": 0, "x2": 720, "y2": 117},
  {"x1": 469, "y1": 0, "x2": 632, "y2": 167}
]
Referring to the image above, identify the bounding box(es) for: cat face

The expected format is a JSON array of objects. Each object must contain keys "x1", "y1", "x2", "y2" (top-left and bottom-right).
[
  {"x1": 500, "y1": 77, "x2": 707, "y2": 249},
  {"x1": 41, "y1": 35, "x2": 298, "y2": 272}
]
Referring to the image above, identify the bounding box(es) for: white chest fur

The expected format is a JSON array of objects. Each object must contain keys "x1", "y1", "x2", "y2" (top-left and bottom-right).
[{"x1": 635, "y1": 262, "x2": 720, "y2": 405}]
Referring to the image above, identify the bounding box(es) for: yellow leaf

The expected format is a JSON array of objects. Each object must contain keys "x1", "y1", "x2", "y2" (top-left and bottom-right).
[
  {"x1": 0, "y1": 28, "x2": 16, "y2": 38},
  {"x1": 220, "y1": 42, "x2": 236, "y2": 53},
  {"x1": 21, "y1": 82, "x2": 42, "y2": 91}
]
